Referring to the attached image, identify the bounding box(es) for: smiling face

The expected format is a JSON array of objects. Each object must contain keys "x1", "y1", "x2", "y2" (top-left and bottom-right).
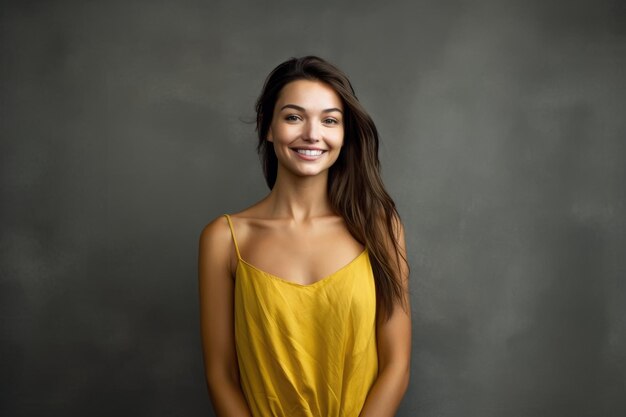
[{"x1": 267, "y1": 79, "x2": 344, "y2": 179}]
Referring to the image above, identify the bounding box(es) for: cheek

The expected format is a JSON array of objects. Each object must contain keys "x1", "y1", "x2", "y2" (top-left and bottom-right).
[
  {"x1": 270, "y1": 124, "x2": 294, "y2": 142},
  {"x1": 329, "y1": 138, "x2": 344, "y2": 161},
  {"x1": 333, "y1": 131, "x2": 345, "y2": 148}
]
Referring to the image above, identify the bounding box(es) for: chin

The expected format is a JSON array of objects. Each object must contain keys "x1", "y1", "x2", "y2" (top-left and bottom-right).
[
  {"x1": 298, "y1": 170, "x2": 327, "y2": 177},
  {"x1": 294, "y1": 167, "x2": 331, "y2": 177}
]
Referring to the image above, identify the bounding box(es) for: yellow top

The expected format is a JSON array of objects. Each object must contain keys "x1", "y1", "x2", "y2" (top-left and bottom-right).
[{"x1": 223, "y1": 214, "x2": 378, "y2": 417}]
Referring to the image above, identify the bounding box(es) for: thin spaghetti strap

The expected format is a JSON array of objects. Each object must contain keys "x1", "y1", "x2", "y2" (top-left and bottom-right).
[{"x1": 223, "y1": 214, "x2": 242, "y2": 261}]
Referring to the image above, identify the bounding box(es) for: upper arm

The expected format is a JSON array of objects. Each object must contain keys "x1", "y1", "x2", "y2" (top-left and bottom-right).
[
  {"x1": 376, "y1": 217, "x2": 412, "y2": 372},
  {"x1": 198, "y1": 216, "x2": 239, "y2": 382}
]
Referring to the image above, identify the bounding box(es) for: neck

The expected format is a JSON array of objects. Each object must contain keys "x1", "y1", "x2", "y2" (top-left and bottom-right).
[{"x1": 263, "y1": 167, "x2": 333, "y2": 222}]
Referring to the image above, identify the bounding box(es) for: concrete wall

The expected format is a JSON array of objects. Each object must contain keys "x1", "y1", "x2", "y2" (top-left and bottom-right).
[{"x1": 2, "y1": 0, "x2": 625, "y2": 415}]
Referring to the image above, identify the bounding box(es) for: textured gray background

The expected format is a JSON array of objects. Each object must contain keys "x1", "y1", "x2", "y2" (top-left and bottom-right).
[{"x1": 1, "y1": 0, "x2": 625, "y2": 416}]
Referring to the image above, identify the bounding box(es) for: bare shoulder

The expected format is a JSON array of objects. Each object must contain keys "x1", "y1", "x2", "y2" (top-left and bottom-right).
[
  {"x1": 199, "y1": 214, "x2": 231, "y2": 248},
  {"x1": 393, "y1": 214, "x2": 406, "y2": 243},
  {"x1": 198, "y1": 214, "x2": 234, "y2": 278},
  {"x1": 375, "y1": 208, "x2": 406, "y2": 244},
  {"x1": 223, "y1": 204, "x2": 273, "y2": 232}
]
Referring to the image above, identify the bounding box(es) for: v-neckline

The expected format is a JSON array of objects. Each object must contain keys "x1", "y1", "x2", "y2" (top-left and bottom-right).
[{"x1": 236, "y1": 248, "x2": 368, "y2": 288}]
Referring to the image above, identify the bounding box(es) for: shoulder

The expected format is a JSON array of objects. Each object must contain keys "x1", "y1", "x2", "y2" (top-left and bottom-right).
[
  {"x1": 392, "y1": 213, "x2": 405, "y2": 242},
  {"x1": 198, "y1": 199, "x2": 274, "y2": 252},
  {"x1": 374, "y1": 207, "x2": 405, "y2": 243},
  {"x1": 217, "y1": 203, "x2": 273, "y2": 235},
  {"x1": 198, "y1": 214, "x2": 236, "y2": 276},
  {"x1": 199, "y1": 214, "x2": 231, "y2": 247},
  {"x1": 198, "y1": 215, "x2": 237, "y2": 277}
]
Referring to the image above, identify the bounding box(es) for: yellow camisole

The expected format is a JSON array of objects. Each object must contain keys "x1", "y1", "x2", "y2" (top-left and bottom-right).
[{"x1": 223, "y1": 214, "x2": 378, "y2": 417}]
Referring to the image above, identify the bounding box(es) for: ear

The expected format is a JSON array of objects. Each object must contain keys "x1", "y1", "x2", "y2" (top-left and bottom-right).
[{"x1": 267, "y1": 126, "x2": 274, "y2": 142}]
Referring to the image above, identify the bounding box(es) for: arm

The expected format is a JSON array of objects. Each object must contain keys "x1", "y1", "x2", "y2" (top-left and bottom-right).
[
  {"x1": 198, "y1": 217, "x2": 253, "y2": 417},
  {"x1": 359, "y1": 217, "x2": 412, "y2": 417}
]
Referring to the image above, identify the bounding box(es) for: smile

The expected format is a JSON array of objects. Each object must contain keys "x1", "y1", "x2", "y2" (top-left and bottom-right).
[
  {"x1": 296, "y1": 149, "x2": 324, "y2": 156},
  {"x1": 291, "y1": 148, "x2": 327, "y2": 160}
]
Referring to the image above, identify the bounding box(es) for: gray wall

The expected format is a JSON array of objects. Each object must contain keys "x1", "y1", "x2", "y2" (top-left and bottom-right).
[{"x1": 2, "y1": 0, "x2": 625, "y2": 416}]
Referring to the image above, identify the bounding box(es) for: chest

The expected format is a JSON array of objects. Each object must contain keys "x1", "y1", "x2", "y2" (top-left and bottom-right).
[
  {"x1": 234, "y1": 252, "x2": 377, "y2": 352},
  {"x1": 236, "y1": 226, "x2": 366, "y2": 286}
]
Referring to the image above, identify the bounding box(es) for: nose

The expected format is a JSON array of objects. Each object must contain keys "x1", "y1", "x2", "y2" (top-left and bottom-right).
[{"x1": 303, "y1": 120, "x2": 321, "y2": 142}]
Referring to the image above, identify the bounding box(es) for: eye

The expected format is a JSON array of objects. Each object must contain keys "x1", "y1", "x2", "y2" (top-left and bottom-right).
[
  {"x1": 285, "y1": 114, "x2": 302, "y2": 122},
  {"x1": 323, "y1": 118, "x2": 340, "y2": 125}
]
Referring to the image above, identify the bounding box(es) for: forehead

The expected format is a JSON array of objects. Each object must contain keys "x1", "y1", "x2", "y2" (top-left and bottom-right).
[{"x1": 275, "y1": 79, "x2": 343, "y2": 110}]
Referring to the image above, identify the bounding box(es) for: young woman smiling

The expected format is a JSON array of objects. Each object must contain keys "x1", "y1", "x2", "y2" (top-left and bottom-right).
[{"x1": 198, "y1": 56, "x2": 411, "y2": 417}]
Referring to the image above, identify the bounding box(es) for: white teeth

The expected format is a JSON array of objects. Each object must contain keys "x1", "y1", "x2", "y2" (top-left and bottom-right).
[{"x1": 296, "y1": 149, "x2": 323, "y2": 156}]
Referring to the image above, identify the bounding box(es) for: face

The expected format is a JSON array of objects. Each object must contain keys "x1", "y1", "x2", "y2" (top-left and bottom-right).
[{"x1": 267, "y1": 79, "x2": 344, "y2": 179}]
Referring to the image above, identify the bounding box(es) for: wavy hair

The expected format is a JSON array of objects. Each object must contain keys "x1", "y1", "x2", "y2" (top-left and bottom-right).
[{"x1": 255, "y1": 56, "x2": 409, "y2": 321}]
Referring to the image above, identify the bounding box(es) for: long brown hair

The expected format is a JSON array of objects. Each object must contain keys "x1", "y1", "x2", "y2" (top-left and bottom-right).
[{"x1": 255, "y1": 56, "x2": 409, "y2": 321}]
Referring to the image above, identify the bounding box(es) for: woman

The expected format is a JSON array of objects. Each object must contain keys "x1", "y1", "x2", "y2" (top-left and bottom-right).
[{"x1": 198, "y1": 56, "x2": 411, "y2": 417}]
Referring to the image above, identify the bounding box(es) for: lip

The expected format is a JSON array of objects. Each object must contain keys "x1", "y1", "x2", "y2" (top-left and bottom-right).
[
  {"x1": 290, "y1": 147, "x2": 327, "y2": 151},
  {"x1": 291, "y1": 148, "x2": 327, "y2": 161}
]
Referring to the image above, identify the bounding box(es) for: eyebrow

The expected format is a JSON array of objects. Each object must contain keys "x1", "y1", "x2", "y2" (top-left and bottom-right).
[{"x1": 280, "y1": 104, "x2": 343, "y2": 114}]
